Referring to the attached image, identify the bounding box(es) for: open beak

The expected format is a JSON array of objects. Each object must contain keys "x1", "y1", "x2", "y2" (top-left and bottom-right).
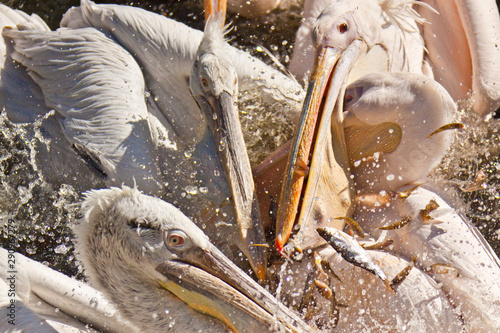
[
  {"x1": 156, "y1": 242, "x2": 310, "y2": 333},
  {"x1": 198, "y1": 91, "x2": 267, "y2": 281},
  {"x1": 275, "y1": 40, "x2": 366, "y2": 253}
]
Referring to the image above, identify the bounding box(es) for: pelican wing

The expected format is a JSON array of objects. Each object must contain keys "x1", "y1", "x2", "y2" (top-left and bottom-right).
[
  {"x1": 394, "y1": 186, "x2": 500, "y2": 330},
  {"x1": 3, "y1": 26, "x2": 162, "y2": 194},
  {"x1": 0, "y1": 248, "x2": 136, "y2": 332},
  {"x1": 419, "y1": 0, "x2": 500, "y2": 115},
  {"x1": 0, "y1": 5, "x2": 49, "y2": 70},
  {"x1": 0, "y1": 5, "x2": 50, "y2": 122}
]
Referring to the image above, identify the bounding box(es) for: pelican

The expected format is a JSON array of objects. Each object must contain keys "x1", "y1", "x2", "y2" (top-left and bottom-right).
[
  {"x1": 0, "y1": 0, "x2": 305, "y2": 278},
  {"x1": 269, "y1": 69, "x2": 500, "y2": 328},
  {"x1": 272, "y1": 0, "x2": 500, "y2": 253},
  {"x1": 189, "y1": 10, "x2": 267, "y2": 279},
  {"x1": 289, "y1": 0, "x2": 429, "y2": 84},
  {"x1": 289, "y1": 0, "x2": 500, "y2": 116},
  {"x1": 74, "y1": 186, "x2": 310, "y2": 332}
]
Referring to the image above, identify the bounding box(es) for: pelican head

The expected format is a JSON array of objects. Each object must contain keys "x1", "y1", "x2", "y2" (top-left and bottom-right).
[
  {"x1": 190, "y1": 14, "x2": 267, "y2": 281},
  {"x1": 75, "y1": 186, "x2": 308, "y2": 332},
  {"x1": 312, "y1": 0, "x2": 382, "y2": 52},
  {"x1": 275, "y1": 2, "x2": 375, "y2": 252},
  {"x1": 190, "y1": 15, "x2": 238, "y2": 106}
]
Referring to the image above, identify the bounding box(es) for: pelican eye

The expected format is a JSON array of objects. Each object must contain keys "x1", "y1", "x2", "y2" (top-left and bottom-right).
[
  {"x1": 201, "y1": 77, "x2": 209, "y2": 88},
  {"x1": 339, "y1": 23, "x2": 348, "y2": 33},
  {"x1": 166, "y1": 231, "x2": 186, "y2": 247},
  {"x1": 345, "y1": 94, "x2": 354, "y2": 103}
]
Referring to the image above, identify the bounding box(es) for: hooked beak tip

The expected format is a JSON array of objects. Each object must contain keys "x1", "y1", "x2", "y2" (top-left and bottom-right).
[{"x1": 275, "y1": 234, "x2": 284, "y2": 255}]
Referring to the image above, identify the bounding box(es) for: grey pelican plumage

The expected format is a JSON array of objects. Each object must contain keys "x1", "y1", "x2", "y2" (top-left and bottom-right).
[
  {"x1": 0, "y1": 0, "x2": 305, "y2": 278},
  {"x1": 0, "y1": 186, "x2": 312, "y2": 332},
  {"x1": 189, "y1": 11, "x2": 267, "y2": 279}
]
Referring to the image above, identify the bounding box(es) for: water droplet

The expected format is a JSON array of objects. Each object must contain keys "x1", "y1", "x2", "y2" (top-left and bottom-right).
[
  {"x1": 386, "y1": 174, "x2": 395, "y2": 181},
  {"x1": 219, "y1": 137, "x2": 226, "y2": 151},
  {"x1": 54, "y1": 244, "x2": 68, "y2": 254},
  {"x1": 184, "y1": 186, "x2": 198, "y2": 195}
]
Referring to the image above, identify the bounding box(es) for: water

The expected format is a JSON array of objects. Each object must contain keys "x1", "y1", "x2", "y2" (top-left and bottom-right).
[{"x1": 432, "y1": 105, "x2": 500, "y2": 255}]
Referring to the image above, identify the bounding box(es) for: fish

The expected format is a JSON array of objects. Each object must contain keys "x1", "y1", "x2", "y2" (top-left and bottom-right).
[
  {"x1": 390, "y1": 256, "x2": 417, "y2": 289},
  {"x1": 426, "y1": 123, "x2": 464, "y2": 138},
  {"x1": 427, "y1": 263, "x2": 460, "y2": 277},
  {"x1": 379, "y1": 216, "x2": 412, "y2": 230},
  {"x1": 335, "y1": 216, "x2": 365, "y2": 238},
  {"x1": 317, "y1": 227, "x2": 392, "y2": 292}
]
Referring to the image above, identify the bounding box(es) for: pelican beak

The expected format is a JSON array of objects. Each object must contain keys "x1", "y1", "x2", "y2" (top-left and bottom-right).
[
  {"x1": 275, "y1": 40, "x2": 366, "y2": 253},
  {"x1": 156, "y1": 243, "x2": 310, "y2": 333},
  {"x1": 204, "y1": 0, "x2": 227, "y2": 23},
  {"x1": 199, "y1": 90, "x2": 267, "y2": 281}
]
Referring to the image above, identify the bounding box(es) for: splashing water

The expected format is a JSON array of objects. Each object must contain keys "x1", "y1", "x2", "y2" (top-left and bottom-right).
[
  {"x1": 238, "y1": 86, "x2": 296, "y2": 166},
  {"x1": 431, "y1": 104, "x2": 500, "y2": 255},
  {"x1": 0, "y1": 109, "x2": 84, "y2": 278}
]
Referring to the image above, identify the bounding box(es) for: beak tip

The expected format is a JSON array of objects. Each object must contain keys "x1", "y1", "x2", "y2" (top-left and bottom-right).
[{"x1": 275, "y1": 235, "x2": 284, "y2": 255}]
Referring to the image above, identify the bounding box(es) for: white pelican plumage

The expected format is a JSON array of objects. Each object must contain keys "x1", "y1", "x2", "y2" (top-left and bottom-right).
[
  {"x1": 346, "y1": 73, "x2": 500, "y2": 331},
  {"x1": 274, "y1": 71, "x2": 500, "y2": 329},
  {"x1": 289, "y1": 0, "x2": 500, "y2": 116},
  {"x1": 289, "y1": 0, "x2": 428, "y2": 84}
]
